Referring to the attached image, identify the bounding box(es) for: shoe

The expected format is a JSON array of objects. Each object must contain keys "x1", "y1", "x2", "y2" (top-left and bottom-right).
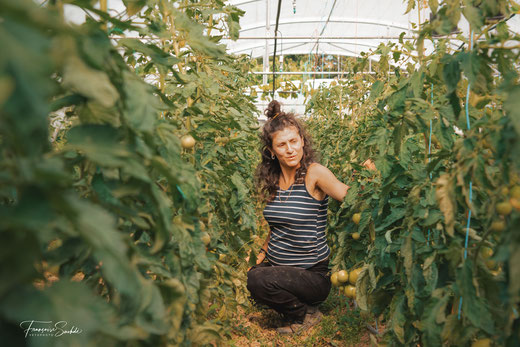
[
  {"x1": 305, "y1": 308, "x2": 323, "y2": 326},
  {"x1": 306, "y1": 304, "x2": 319, "y2": 314},
  {"x1": 276, "y1": 309, "x2": 323, "y2": 335}
]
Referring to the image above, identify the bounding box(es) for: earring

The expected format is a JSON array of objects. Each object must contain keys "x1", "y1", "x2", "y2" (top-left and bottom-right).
[{"x1": 271, "y1": 153, "x2": 275, "y2": 160}]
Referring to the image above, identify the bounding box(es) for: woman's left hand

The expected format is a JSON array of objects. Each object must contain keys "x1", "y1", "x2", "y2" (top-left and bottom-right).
[
  {"x1": 247, "y1": 251, "x2": 266, "y2": 271},
  {"x1": 256, "y1": 251, "x2": 266, "y2": 264}
]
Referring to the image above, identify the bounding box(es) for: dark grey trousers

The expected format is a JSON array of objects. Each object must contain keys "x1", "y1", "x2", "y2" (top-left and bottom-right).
[{"x1": 246, "y1": 259, "x2": 331, "y2": 323}]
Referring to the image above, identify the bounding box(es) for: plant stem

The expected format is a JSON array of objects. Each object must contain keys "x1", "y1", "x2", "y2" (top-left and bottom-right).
[{"x1": 99, "y1": 0, "x2": 107, "y2": 31}]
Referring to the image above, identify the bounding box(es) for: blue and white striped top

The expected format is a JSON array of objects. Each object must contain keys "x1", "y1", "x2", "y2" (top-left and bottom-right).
[{"x1": 263, "y1": 181, "x2": 330, "y2": 269}]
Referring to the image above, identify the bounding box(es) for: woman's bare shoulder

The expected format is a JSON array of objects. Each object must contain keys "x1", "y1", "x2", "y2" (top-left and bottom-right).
[
  {"x1": 307, "y1": 163, "x2": 333, "y2": 182},
  {"x1": 307, "y1": 162, "x2": 329, "y2": 175},
  {"x1": 308, "y1": 162, "x2": 323, "y2": 170}
]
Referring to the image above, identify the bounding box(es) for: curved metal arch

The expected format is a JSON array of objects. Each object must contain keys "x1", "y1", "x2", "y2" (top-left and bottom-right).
[
  {"x1": 326, "y1": 43, "x2": 377, "y2": 57},
  {"x1": 229, "y1": 40, "x2": 381, "y2": 55},
  {"x1": 309, "y1": 44, "x2": 376, "y2": 59},
  {"x1": 240, "y1": 46, "x2": 370, "y2": 60},
  {"x1": 239, "y1": 17, "x2": 413, "y2": 33},
  {"x1": 259, "y1": 41, "x2": 366, "y2": 57}
]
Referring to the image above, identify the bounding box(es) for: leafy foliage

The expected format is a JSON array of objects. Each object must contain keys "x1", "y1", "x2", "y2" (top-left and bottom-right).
[
  {"x1": 0, "y1": 0, "x2": 259, "y2": 345},
  {"x1": 305, "y1": 1, "x2": 520, "y2": 345}
]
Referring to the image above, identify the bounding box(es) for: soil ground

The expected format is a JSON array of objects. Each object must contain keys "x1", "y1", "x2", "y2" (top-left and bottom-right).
[{"x1": 225, "y1": 288, "x2": 385, "y2": 346}]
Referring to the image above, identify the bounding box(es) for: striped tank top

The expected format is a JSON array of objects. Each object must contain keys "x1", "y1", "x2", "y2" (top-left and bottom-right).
[{"x1": 263, "y1": 180, "x2": 330, "y2": 269}]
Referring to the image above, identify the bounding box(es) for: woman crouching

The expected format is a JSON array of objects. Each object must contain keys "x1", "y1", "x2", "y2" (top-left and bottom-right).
[{"x1": 247, "y1": 100, "x2": 351, "y2": 335}]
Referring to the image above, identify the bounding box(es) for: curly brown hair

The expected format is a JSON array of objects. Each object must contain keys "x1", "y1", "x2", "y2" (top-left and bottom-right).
[{"x1": 255, "y1": 100, "x2": 319, "y2": 203}]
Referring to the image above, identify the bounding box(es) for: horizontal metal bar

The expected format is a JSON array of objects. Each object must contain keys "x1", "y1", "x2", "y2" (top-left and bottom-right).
[
  {"x1": 229, "y1": 41, "x2": 379, "y2": 55},
  {"x1": 111, "y1": 35, "x2": 417, "y2": 41},
  {"x1": 255, "y1": 103, "x2": 304, "y2": 106},
  {"x1": 226, "y1": 36, "x2": 416, "y2": 40},
  {"x1": 249, "y1": 90, "x2": 300, "y2": 93},
  {"x1": 109, "y1": 35, "x2": 414, "y2": 43},
  {"x1": 250, "y1": 71, "x2": 375, "y2": 75},
  {"x1": 229, "y1": 0, "x2": 261, "y2": 6}
]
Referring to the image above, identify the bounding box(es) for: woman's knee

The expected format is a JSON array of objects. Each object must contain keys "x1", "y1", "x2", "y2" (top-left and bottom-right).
[{"x1": 246, "y1": 268, "x2": 265, "y2": 295}]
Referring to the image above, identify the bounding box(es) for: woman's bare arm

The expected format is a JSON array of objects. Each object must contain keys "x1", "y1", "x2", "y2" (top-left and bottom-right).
[
  {"x1": 311, "y1": 164, "x2": 350, "y2": 202},
  {"x1": 247, "y1": 229, "x2": 271, "y2": 271},
  {"x1": 256, "y1": 230, "x2": 271, "y2": 264},
  {"x1": 311, "y1": 160, "x2": 377, "y2": 202}
]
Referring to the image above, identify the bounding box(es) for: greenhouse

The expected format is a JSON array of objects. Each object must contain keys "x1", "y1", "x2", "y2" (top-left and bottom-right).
[{"x1": 1, "y1": 0, "x2": 520, "y2": 346}]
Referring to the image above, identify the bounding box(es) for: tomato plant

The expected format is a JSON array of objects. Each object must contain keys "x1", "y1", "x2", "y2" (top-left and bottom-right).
[
  {"x1": 305, "y1": 1, "x2": 520, "y2": 345},
  {"x1": 0, "y1": 0, "x2": 259, "y2": 345}
]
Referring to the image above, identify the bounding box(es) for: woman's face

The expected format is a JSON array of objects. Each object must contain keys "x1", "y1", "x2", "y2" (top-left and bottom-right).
[{"x1": 270, "y1": 126, "x2": 304, "y2": 169}]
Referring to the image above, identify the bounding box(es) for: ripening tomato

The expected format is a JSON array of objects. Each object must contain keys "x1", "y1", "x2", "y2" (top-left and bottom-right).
[{"x1": 181, "y1": 135, "x2": 196, "y2": 149}]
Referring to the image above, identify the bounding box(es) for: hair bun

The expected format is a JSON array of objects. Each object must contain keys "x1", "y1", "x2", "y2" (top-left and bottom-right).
[{"x1": 265, "y1": 100, "x2": 281, "y2": 119}]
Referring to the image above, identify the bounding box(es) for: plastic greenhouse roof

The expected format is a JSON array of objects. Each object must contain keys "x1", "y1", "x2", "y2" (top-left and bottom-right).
[
  {"x1": 61, "y1": 1, "x2": 520, "y2": 60},
  {"x1": 60, "y1": 1, "x2": 520, "y2": 119},
  {"x1": 221, "y1": 1, "x2": 519, "y2": 118},
  {"x1": 223, "y1": 0, "x2": 520, "y2": 59}
]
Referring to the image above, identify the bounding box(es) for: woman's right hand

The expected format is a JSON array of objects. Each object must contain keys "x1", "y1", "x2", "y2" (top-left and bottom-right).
[{"x1": 362, "y1": 158, "x2": 377, "y2": 171}]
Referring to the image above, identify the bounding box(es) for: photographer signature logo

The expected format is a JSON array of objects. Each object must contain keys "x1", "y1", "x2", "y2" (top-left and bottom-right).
[{"x1": 19, "y1": 320, "x2": 83, "y2": 338}]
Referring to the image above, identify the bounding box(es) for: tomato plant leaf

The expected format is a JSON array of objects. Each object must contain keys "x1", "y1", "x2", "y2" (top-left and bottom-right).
[
  {"x1": 391, "y1": 293, "x2": 407, "y2": 343},
  {"x1": 435, "y1": 174, "x2": 455, "y2": 237},
  {"x1": 62, "y1": 56, "x2": 119, "y2": 108},
  {"x1": 462, "y1": 4, "x2": 484, "y2": 30},
  {"x1": 456, "y1": 260, "x2": 495, "y2": 334},
  {"x1": 442, "y1": 54, "x2": 461, "y2": 94},
  {"x1": 504, "y1": 85, "x2": 520, "y2": 134},
  {"x1": 122, "y1": 71, "x2": 161, "y2": 134},
  {"x1": 369, "y1": 80, "x2": 384, "y2": 100}
]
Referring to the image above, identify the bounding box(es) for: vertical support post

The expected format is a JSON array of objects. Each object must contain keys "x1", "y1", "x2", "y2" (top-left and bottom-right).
[
  {"x1": 50, "y1": 0, "x2": 64, "y2": 18},
  {"x1": 263, "y1": 0, "x2": 270, "y2": 85},
  {"x1": 458, "y1": 28, "x2": 474, "y2": 321},
  {"x1": 321, "y1": 52, "x2": 324, "y2": 79},
  {"x1": 271, "y1": 0, "x2": 282, "y2": 98},
  {"x1": 100, "y1": 0, "x2": 108, "y2": 31}
]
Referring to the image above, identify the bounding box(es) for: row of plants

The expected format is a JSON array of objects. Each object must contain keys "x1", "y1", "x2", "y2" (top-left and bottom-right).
[
  {"x1": 305, "y1": 0, "x2": 520, "y2": 345},
  {"x1": 0, "y1": 0, "x2": 260, "y2": 345}
]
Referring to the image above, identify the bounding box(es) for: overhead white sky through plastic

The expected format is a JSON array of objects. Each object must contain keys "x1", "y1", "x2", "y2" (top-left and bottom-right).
[
  {"x1": 223, "y1": 0, "x2": 519, "y2": 117},
  {"x1": 59, "y1": 0, "x2": 520, "y2": 63},
  {"x1": 59, "y1": 1, "x2": 520, "y2": 117},
  {"x1": 224, "y1": 0, "x2": 520, "y2": 60},
  {"x1": 225, "y1": 0, "x2": 420, "y2": 58}
]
